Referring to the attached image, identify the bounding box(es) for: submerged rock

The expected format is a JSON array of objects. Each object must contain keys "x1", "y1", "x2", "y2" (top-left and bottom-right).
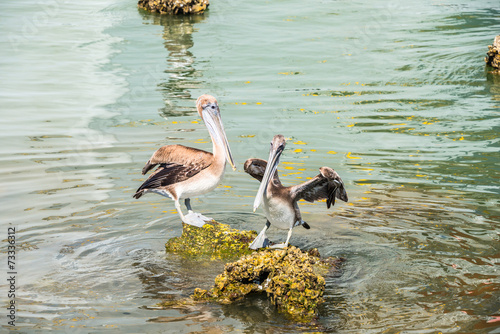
[
  {"x1": 165, "y1": 221, "x2": 257, "y2": 259},
  {"x1": 192, "y1": 246, "x2": 343, "y2": 322},
  {"x1": 138, "y1": 0, "x2": 209, "y2": 15},
  {"x1": 485, "y1": 35, "x2": 500, "y2": 73}
]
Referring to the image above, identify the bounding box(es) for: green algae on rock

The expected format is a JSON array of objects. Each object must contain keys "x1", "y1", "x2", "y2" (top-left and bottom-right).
[
  {"x1": 485, "y1": 35, "x2": 500, "y2": 74},
  {"x1": 138, "y1": 0, "x2": 209, "y2": 15},
  {"x1": 192, "y1": 246, "x2": 343, "y2": 322},
  {"x1": 165, "y1": 221, "x2": 257, "y2": 259}
]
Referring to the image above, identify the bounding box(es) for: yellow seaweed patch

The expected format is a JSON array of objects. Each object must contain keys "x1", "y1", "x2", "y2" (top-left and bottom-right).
[
  {"x1": 294, "y1": 149, "x2": 303, "y2": 153},
  {"x1": 192, "y1": 246, "x2": 343, "y2": 322},
  {"x1": 194, "y1": 139, "x2": 208, "y2": 143},
  {"x1": 346, "y1": 152, "x2": 361, "y2": 159},
  {"x1": 293, "y1": 140, "x2": 307, "y2": 145},
  {"x1": 282, "y1": 161, "x2": 305, "y2": 165},
  {"x1": 327, "y1": 151, "x2": 337, "y2": 154},
  {"x1": 165, "y1": 221, "x2": 257, "y2": 260},
  {"x1": 278, "y1": 71, "x2": 302, "y2": 75}
]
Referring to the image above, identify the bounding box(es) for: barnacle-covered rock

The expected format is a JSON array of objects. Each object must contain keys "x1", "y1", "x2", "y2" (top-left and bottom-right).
[
  {"x1": 138, "y1": 0, "x2": 209, "y2": 15},
  {"x1": 165, "y1": 221, "x2": 257, "y2": 259},
  {"x1": 485, "y1": 35, "x2": 500, "y2": 74},
  {"x1": 192, "y1": 246, "x2": 343, "y2": 322}
]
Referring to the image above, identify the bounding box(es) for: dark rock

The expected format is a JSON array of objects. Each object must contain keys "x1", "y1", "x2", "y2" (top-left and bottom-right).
[
  {"x1": 485, "y1": 35, "x2": 500, "y2": 74},
  {"x1": 192, "y1": 246, "x2": 343, "y2": 322},
  {"x1": 138, "y1": 0, "x2": 209, "y2": 15}
]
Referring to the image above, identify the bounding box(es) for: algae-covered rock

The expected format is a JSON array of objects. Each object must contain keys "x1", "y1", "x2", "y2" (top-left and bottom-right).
[
  {"x1": 485, "y1": 35, "x2": 500, "y2": 74},
  {"x1": 165, "y1": 221, "x2": 257, "y2": 259},
  {"x1": 192, "y1": 246, "x2": 343, "y2": 322},
  {"x1": 138, "y1": 0, "x2": 209, "y2": 15}
]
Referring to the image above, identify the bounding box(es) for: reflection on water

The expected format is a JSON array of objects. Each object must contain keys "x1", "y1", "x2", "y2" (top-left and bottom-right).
[{"x1": 140, "y1": 11, "x2": 206, "y2": 117}]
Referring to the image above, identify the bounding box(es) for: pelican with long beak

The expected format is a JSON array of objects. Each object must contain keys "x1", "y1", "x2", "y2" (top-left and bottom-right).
[
  {"x1": 133, "y1": 94, "x2": 236, "y2": 227},
  {"x1": 244, "y1": 134, "x2": 348, "y2": 249}
]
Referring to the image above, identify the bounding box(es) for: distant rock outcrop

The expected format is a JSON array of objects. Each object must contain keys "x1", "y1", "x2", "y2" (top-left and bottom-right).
[
  {"x1": 485, "y1": 35, "x2": 500, "y2": 73},
  {"x1": 138, "y1": 0, "x2": 209, "y2": 15}
]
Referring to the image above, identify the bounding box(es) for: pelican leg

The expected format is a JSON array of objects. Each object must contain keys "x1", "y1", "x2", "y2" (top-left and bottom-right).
[
  {"x1": 183, "y1": 198, "x2": 213, "y2": 225},
  {"x1": 185, "y1": 198, "x2": 193, "y2": 211},
  {"x1": 175, "y1": 199, "x2": 205, "y2": 227},
  {"x1": 268, "y1": 228, "x2": 293, "y2": 249},
  {"x1": 249, "y1": 221, "x2": 271, "y2": 250}
]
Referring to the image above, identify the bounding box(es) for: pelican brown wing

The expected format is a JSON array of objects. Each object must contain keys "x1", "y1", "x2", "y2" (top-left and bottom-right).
[
  {"x1": 290, "y1": 167, "x2": 348, "y2": 208},
  {"x1": 141, "y1": 144, "x2": 213, "y2": 175},
  {"x1": 133, "y1": 145, "x2": 213, "y2": 199},
  {"x1": 243, "y1": 158, "x2": 268, "y2": 182}
]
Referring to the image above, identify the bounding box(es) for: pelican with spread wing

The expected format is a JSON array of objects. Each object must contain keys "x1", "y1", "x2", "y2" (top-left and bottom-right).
[
  {"x1": 244, "y1": 134, "x2": 348, "y2": 249},
  {"x1": 133, "y1": 94, "x2": 236, "y2": 227}
]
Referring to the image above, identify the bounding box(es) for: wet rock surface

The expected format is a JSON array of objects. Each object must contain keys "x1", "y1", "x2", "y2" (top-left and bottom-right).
[
  {"x1": 165, "y1": 221, "x2": 257, "y2": 259},
  {"x1": 138, "y1": 0, "x2": 209, "y2": 15},
  {"x1": 485, "y1": 35, "x2": 500, "y2": 73},
  {"x1": 192, "y1": 246, "x2": 343, "y2": 322}
]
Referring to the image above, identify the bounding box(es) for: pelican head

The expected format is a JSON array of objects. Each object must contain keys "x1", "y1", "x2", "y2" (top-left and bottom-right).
[
  {"x1": 196, "y1": 94, "x2": 236, "y2": 171},
  {"x1": 253, "y1": 134, "x2": 286, "y2": 211}
]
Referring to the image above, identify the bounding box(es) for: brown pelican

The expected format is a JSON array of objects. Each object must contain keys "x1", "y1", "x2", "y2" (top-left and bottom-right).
[
  {"x1": 244, "y1": 134, "x2": 348, "y2": 249},
  {"x1": 133, "y1": 94, "x2": 236, "y2": 227}
]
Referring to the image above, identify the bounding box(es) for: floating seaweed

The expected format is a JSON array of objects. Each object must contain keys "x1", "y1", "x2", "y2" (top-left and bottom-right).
[
  {"x1": 485, "y1": 35, "x2": 500, "y2": 74},
  {"x1": 138, "y1": 0, "x2": 209, "y2": 15},
  {"x1": 165, "y1": 221, "x2": 257, "y2": 260},
  {"x1": 192, "y1": 246, "x2": 343, "y2": 322}
]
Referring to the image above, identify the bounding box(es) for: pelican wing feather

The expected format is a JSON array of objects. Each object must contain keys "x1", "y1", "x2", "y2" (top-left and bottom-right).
[{"x1": 290, "y1": 167, "x2": 348, "y2": 208}]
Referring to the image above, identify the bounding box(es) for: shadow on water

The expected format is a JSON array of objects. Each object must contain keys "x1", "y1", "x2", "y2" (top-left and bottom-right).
[{"x1": 139, "y1": 10, "x2": 206, "y2": 117}]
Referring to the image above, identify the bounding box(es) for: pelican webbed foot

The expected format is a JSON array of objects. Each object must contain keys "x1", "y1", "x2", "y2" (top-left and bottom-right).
[
  {"x1": 183, "y1": 211, "x2": 213, "y2": 227},
  {"x1": 268, "y1": 242, "x2": 288, "y2": 249},
  {"x1": 266, "y1": 228, "x2": 293, "y2": 249},
  {"x1": 249, "y1": 234, "x2": 271, "y2": 250},
  {"x1": 249, "y1": 221, "x2": 271, "y2": 250}
]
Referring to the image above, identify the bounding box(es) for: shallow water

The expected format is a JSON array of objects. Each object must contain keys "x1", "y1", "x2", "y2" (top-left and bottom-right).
[{"x1": 1, "y1": 0, "x2": 499, "y2": 332}]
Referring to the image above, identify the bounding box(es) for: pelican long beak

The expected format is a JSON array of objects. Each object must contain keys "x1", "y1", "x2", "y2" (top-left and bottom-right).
[
  {"x1": 253, "y1": 142, "x2": 284, "y2": 212},
  {"x1": 202, "y1": 105, "x2": 236, "y2": 171}
]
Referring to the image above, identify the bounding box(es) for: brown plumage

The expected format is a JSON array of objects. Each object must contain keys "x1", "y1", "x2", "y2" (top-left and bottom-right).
[
  {"x1": 245, "y1": 134, "x2": 348, "y2": 249},
  {"x1": 244, "y1": 159, "x2": 348, "y2": 210},
  {"x1": 134, "y1": 145, "x2": 212, "y2": 199},
  {"x1": 133, "y1": 94, "x2": 236, "y2": 227}
]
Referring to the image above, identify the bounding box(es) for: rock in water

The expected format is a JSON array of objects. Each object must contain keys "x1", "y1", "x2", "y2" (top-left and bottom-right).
[
  {"x1": 485, "y1": 35, "x2": 500, "y2": 73},
  {"x1": 138, "y1": 0, "x2": 209, "y2": 15},
  {"x1": 192, "y1": 246, "x2": 343, "y2": 322},
  {"x1": 165, "y1": 221, "x2": 257, "y2": 259}
]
